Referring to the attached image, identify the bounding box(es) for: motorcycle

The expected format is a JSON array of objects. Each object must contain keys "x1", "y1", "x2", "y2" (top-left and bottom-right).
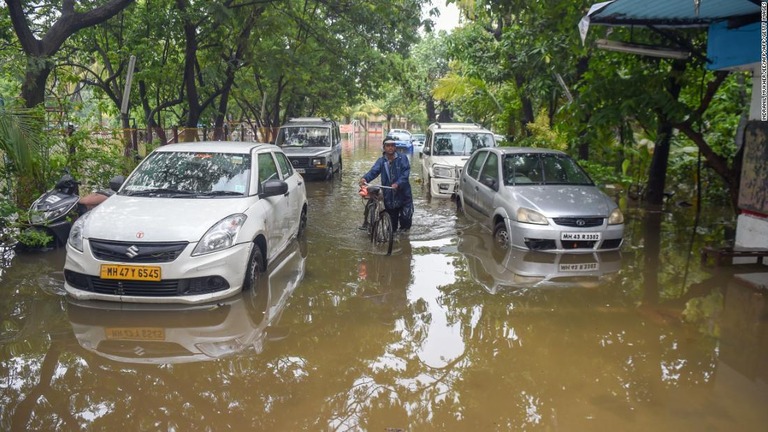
[{"x1": 24, "y1": 170, "x2": 122, "y2": 249}]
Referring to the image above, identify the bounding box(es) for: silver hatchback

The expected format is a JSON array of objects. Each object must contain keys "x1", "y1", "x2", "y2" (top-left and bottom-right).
[{"x1": 456, "y1": 147, "x2": 624, "y2": 252}]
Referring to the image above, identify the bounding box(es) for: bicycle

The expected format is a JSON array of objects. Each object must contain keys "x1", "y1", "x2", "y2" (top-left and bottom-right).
[{"x1": 358, "y1": 182, "x2": 395, "y2": 255}]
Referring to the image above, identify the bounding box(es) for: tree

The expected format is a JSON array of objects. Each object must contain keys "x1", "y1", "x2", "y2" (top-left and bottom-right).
[{"x1": 6, "y1": 0, "x2": 135, "y2": 108}]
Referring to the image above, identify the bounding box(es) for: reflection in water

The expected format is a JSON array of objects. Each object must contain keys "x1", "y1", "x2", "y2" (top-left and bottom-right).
[
  {"x1": 68, "y1": 239, "x2": 306, "y2": 364},
  {"x1": 457, "y1": 227, "x2": 622, "y2": 293},
  {"x1": 0, "y1": 135, "x2": 767, "y2": 430}
]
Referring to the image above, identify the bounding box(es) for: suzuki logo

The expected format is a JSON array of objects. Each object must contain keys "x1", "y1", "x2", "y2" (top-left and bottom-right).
[
  {"x1": 576, "y1": 219, "x2": 586, "y2": 227},
  {"x1": 126, "y1": 245, "x2": 140, "y2": 258},
  {"x1": 291, "y1": 160, "x2": 299, "y2": 166}
]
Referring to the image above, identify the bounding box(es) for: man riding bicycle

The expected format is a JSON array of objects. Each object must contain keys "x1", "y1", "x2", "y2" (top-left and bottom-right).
[{"x1": 359, "y1": 137, "x2": 414, "y2": 232}]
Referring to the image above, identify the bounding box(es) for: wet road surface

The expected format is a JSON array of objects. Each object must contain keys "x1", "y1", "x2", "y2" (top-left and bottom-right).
[{"x1": 1, "y1": 136, "x2": 767, "y2": 431}]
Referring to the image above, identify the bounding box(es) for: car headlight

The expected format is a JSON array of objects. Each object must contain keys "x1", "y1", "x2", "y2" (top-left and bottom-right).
[
  {"x1": 517, "y1": 208, "x2": 548, "y2": 225},
  {"x1": 311, "y1": 158, "x2": 326, "y2": 167},
  {"x1": 608, "y1": 208, "x2": 624, "y2": 225},
  {"x1": 192, "y1": 214, "x2": 247, "y2": 256},
  {"x1": 68, "y1": 211, "x2": 91, "y2": 252},
  {"x1": 433, "y1": 165, "x2": 455, "y2": 178}
]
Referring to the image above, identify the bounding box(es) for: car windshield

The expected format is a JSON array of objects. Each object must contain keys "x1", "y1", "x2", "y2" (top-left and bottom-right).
[
  {"x1": 433, "y1": 132, "x2": 495, "y2": 156},
  {"x1": 387, "y1": 131, "x2": 411, "y2": 141},
  {"x1": 503, "y1": 153, "x2": 593, "y2": 186},
  {"x1": 275, "y1": 126, "x2": 331, "y2": 148},
  {"x1": 121, "y1": 151, "x2": 251, "y2": 196}
]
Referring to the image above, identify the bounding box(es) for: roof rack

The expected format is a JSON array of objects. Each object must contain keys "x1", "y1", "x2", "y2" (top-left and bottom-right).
[{"x1": 286, "y1": 117, "x2": 332, "y2": 123}]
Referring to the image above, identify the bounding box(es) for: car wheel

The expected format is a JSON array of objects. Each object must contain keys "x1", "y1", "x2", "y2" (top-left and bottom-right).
[
  {"x1": 455, "y1": 195, "x2": 464, "y2": 214},
  {"x1": 424, "y1": 175, "x2": 432, "y2": 197},
  {"x1": 243, "y1": 244, "x2": 264, "y2": 291},
  {"x1": 325, "y1": 166, "x2": 333, "y2": 181},
  {"x1": 336, "y1": 160, "x2": 342, "y2": 180},
  {"x1": 493, "y1": 221, "x2": 511, "y2": 249},
  {"x1": 297, "y1": 207, "x2": 307, "y2": 238}
]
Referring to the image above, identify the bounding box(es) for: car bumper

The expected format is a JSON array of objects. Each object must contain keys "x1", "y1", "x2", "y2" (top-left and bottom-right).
[
  {"x1": 509, "y1": 219, "x2": 624, "y2": 252},
  {"x1": 429, "y1": 177, "x2": 458, "y2": 199},
  {"x1": 63, "y1": 241, "x2": 253, "y2": 304}
]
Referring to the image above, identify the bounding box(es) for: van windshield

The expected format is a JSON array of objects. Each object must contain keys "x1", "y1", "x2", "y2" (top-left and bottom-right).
[
  {"x1": 433, "y1": 132, "x2": 495, "y2": 156},
  {"x1": 276, "y1": 126, "x2": 331, "y2": 148}
]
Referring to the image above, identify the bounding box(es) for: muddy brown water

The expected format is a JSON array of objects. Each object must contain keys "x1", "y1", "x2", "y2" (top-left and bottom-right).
[{"x1": 1, "y1": 136, "x2": 766, "y2": 431}]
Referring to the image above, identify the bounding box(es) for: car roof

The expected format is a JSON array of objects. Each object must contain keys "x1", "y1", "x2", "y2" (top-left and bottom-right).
[
  {"x1": 154, "y1": 141, "x2": 278, "y2": 154},
  {"x1": 483, "y1": 147, "x2": 568, "y2": 156},
  {"x1": 428, "y1": 122, "x2": 494, "y2": 133},
  {"x1": 281, "y1": 117, "x2": 335, "y2": 127}
]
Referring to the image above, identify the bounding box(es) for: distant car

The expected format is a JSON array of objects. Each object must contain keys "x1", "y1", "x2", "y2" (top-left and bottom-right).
[
  {"x1": 64, "y1": 141, "x2": 308, "y2": 304},
  {"x1": 411, "y1": 133, "x2": 426, "y2": 152},
  {"x1": 385, "y1": 129, "x2": 413, "y2": 150},
  {"x1": 420, "y1": 122, "x2": 497, "y2": 198},
  {"x1": 456, "y1": 147, "x2": 624, "y2": 252},
  {"x1": 275, "y1": 117, "x2": 342, "y2": 180}
]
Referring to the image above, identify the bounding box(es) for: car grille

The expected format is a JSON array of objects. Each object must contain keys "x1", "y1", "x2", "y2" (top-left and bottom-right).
[
  {"x1": 553, "y1": 217, "x2": 604, "y2": 228},
  {"x1": 289, "y1": 157, "x2": 311, "y2": 168},
  {"x1": 96, "y1": 340, "x2": 195, "y2": 359},
  {"x1": 65, "y1": 270, "x2": 230, "y2": 297},
  {"x1": 89, "y1": 239, "x2": 188, "y2": 263}
]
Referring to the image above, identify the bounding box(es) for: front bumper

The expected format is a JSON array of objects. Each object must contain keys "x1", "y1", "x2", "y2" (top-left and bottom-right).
[
  {"x1": 428, "y1": 177, "x2": 458, "y2": 199},
  {"x1": 509, "y1": 219, "x2": 624, "y2": 252},
  {"x1": 63, "y1": 240, "x2": 253, "y2": 304}
]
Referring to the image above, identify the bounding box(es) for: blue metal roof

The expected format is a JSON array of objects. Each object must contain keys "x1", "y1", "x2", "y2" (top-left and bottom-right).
[{"x1": 588, "y1": 0, "x2": 760, "y2": 27}]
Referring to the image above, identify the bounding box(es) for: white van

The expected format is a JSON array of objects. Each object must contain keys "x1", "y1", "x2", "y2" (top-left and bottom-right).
[{"x1": 419, "y1": 122, "x2": 496, "y2": 198}]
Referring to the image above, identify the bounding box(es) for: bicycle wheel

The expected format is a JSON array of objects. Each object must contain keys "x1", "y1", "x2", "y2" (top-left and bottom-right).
[
  {"x1": 366, "y1": 200, "x2": 377, "y2": 240},
  {"x1": 372, "y1": 211, "x2": 394, "y2": 255}
]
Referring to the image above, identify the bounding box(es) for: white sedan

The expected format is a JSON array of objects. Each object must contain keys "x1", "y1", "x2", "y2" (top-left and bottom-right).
[{"x1": 63, "y1": 141, "x2": 307, "y2": 304}]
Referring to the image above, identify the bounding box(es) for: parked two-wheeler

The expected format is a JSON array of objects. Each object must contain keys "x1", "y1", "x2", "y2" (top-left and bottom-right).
[{"x1": 25, "y1": 171, "x2": 122, "y2": 249}]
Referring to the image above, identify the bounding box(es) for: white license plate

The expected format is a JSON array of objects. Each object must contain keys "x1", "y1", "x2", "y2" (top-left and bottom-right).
[
  {"x1": 561, "y1": 232, "x2": 601, "y2": 241},
  {"x1": 296, "y1": 168, "x2": 305, "y2": 174},
  {"x1": 559, "y1": 263, "x2": 599, "y2": 272}
]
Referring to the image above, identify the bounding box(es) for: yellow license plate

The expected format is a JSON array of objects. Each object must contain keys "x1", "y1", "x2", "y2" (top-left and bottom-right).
[
  {"x1": 100, "y1": 264, "x2": 161, "y2": 281},
  {"x1": 105, "y1": 327, "x2": 165, "y2": 341}
]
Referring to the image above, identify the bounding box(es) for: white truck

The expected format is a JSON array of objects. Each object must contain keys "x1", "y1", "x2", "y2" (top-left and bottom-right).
[{"x1": 419, "y1": 122, "x2": 497, "y2": 198}]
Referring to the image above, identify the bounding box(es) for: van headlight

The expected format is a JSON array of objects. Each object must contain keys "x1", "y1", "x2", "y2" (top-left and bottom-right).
[
  {"x1": 192, "y1": 214, "x2": 247, "y2": 256},
  {"x1": 608, "y1": 208, "x2": 624, "y2": 225},
  {"x1": 68, "y1": 212, "x2": 91, "y2": 252},
  {"x1": 433, "y1": 165, "x2": 454, "y2": 178}
]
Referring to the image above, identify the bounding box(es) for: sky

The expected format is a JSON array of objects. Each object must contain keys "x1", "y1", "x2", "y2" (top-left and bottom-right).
[{"x1": 428, "y1": 0, "x2": 461, "y2": 32}]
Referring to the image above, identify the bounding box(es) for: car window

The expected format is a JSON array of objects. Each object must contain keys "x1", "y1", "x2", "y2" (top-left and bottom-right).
[
  {"x1": 479, "y1": 152, "x2": 499, "y2": 188},
  {"x1": 276, "y1": 126, "x2": 330, "y2": 147},
  {"x1": 434, "y1": 132, "x2": 495, "y2": 156},
  {"x1": 275, "y1": 152, "x2": 294, "y2": 179},
  {"x1": 122, "y1": 151, "x2": 251, "y2": 195},
  {"x1": 466, "y1": 151, "x2": 487, "y2": 179},
  {"x1": 258, "y1": 153, "x2": 279, "y2": 188},
  {"x1": 503, "y1": 153, "x2": 593, "y2": 186}
]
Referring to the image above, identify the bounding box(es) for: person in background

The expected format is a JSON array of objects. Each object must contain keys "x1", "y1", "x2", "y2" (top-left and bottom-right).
[{"x1": 359, "y1": 137, "x2": 413, "y2": 232}]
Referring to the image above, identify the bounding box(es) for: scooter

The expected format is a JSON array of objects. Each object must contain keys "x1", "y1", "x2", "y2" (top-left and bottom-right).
[{"x1": 25, "y1": 170, "x2": 120, "y2": 249}]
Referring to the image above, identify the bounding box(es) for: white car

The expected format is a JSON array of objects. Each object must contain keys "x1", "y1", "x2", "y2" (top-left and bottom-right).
[
  {"x1": 63, "y1": 141, "x2": 308, "y2": 304},
  {"x1": 419, "y1": 122, "x2": 496, "y2": 198}
]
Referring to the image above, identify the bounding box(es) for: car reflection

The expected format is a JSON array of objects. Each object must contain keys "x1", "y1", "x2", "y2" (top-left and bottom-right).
[
  {"x1": 67, "y1": 239, "x2": 307, "y2": 364},
  {"x1": 457, "y1": 229, "x2": 621, "y2": 293}
]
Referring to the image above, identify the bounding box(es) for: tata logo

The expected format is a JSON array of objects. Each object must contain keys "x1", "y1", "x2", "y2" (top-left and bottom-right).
[
  {"x1": 126, "y1": 245, "x2": 140, "y2": 258},
  {"x1": 576, "y1": 219, "x2": 586, "y2": 227}
]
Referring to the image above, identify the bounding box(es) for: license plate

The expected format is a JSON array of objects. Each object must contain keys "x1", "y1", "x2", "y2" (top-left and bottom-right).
[
  {"x1": 100, "y1": 264, "x2": 161, "y2": 281},
  {"x1": 559, "y1": 263, "x2": 599, "y2": 272},
  {"x1": 105, "y1": 327, "x2": 165, "y2": 341},
  {"x1": 296, "y1": 168, "x2": 305, "y2": 173},
  {"x1": 561, "y1": 232, "x2": 601, "y2": 241}
]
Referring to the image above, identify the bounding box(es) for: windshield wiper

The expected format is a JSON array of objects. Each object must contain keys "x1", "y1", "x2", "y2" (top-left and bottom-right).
[
  {"x1": 124, "y1": 188, "x2": 195, "y2": 197},
  {"x1": 198, "y1": 190, "x2": 244, "y2": 197}
]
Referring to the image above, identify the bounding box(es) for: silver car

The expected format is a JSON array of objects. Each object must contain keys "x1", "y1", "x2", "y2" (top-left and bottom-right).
[{"x1": 456, "y1": 147, "x2": 624, "y2": 252}]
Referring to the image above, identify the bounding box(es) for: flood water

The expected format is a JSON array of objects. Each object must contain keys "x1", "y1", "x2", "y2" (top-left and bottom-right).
[{"x1": 1, "y1": 136, "x2": 767, "y2": 431}]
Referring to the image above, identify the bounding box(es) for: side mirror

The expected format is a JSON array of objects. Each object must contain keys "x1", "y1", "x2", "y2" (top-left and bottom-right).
[
  {"x1": 109, "y1": 175, "x2": 126, "y2": 192},
  {"x1": 261, "y1": 179, "x2": 288, "y2": 197}
]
